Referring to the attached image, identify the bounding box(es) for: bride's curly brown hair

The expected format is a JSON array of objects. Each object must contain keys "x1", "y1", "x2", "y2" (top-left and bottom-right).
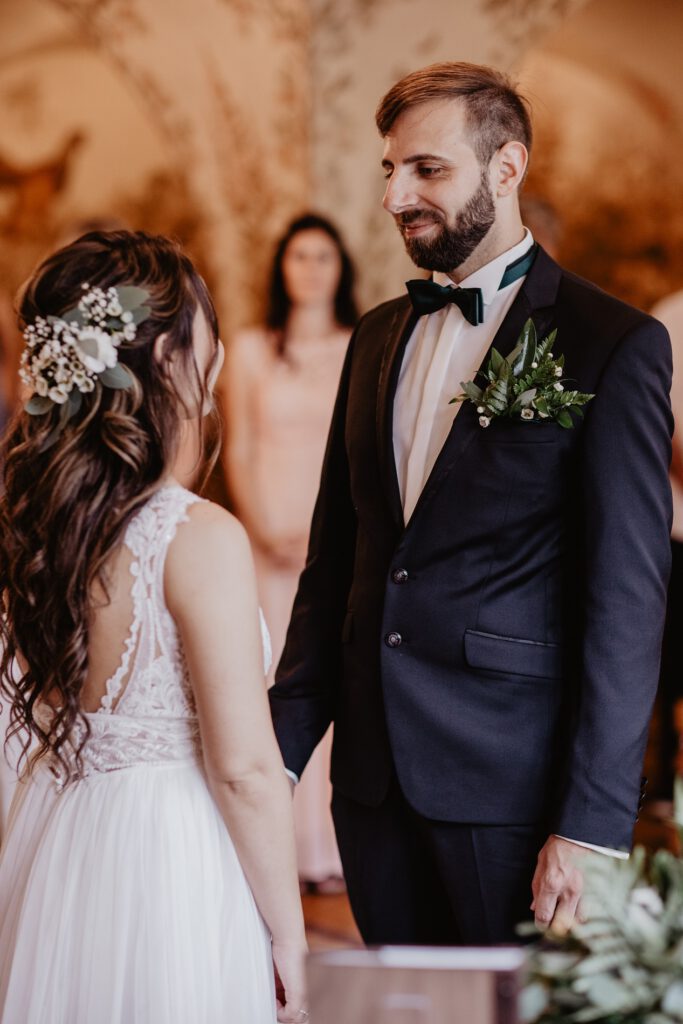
[{"x1": 0, "y1": 230, "x2": 221, "y2": 778}]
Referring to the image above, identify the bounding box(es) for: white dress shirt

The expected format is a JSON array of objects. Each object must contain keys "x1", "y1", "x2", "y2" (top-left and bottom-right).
[
  {"x1": 394, "y1": 229, "x2": 533, "y2": 521},
  {"x1": 392, "y1": 229, "x2": 626, "y2": 860}
]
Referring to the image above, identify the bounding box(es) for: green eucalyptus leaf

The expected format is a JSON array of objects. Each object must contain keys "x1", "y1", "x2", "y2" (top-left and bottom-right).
[
  {"x1": 489, "y1": 348, "x2": 504, "y2": 375},
  {"x1": 60, "y1": 305, "x2": 86, "y2": 327},
  {"x1": 518, "y1": 982, "x2": 549, "y2": 1024},
  {"x1": 574, "y1": 950, "x2": 632, "y2": 976},
  {"x1": 516, "y1": 318, "x2": 538, "y2": 376},
  {"x1": 100, "y1": 364, "x2": 134, "y2": 389},
  {"x1": 580, "y1": 973, "x2": 633, "y2": 1010},
  {"x1": 517, "y1": 387, "x2": 538, "y2": 407},
  {"x1": 130, "y1": 304, "x2": 151, "y2": 325},
  {"x1": 507, "y1": 340, "x2": 524, "y2": 372},
  {"x1": 116, "y1": 286, "x2": 150, "y2": 310},
  {"x1": 24, "y1": 394, "x2": 54, "y2": 415},
  {"x1": 556, "y1": 408, "x2": 574, "y2": 429},
  {"x1": 460, "y1": 381, "x2": 484, "y2": 403},
  {"x1": 65, "y1": 388, "x2": 82, "y2": 421}
]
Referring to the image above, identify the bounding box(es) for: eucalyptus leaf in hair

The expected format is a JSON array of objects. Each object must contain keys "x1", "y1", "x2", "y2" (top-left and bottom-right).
[
  {"x1": 25, "y1": 395, "x2": 54, "y2": 415},
  {"x1": 39, "y1": 390, "x2": 82, "y2": 453},
  {"x1": 56, "y1": 307, "x2": 87, "y2": 328},
  {"x1": 100, "y1": 364, "x2": 134, "y2": 389},
  {"x1": 115, "y1": 285, "x2": 151, "y2": 309}
]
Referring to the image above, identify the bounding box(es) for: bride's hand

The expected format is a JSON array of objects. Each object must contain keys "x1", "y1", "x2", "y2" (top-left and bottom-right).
[{"x1": 273, "y1": 940, "x2": 308, "y2": 1023}]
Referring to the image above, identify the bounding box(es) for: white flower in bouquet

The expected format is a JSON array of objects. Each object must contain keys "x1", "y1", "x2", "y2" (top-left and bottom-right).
[{"x1": 73, "y1": 325, "x2": 118, "y2": 375}]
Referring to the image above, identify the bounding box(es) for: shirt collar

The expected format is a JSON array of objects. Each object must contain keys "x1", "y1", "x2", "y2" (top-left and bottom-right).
[{"x1": 433, "y1": 227, "x2": 534, "y2": 307}]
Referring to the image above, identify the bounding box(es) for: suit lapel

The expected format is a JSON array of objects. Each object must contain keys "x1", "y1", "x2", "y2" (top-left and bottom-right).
[
  {"x1": 376, "y1": 297, "x2": 417, "y2": 528},
  {"x1": 403, "y1": 246, "x2": 563, "y2": 530}
]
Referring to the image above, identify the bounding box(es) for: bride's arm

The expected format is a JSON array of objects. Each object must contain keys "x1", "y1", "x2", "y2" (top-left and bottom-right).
[{"x1": 165, "y1": 501, "x2": 307, "y2": 1021}]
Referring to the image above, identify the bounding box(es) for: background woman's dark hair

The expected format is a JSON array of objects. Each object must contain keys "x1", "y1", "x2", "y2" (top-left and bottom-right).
[
  {"x1": 265, "y1": 213, "x2": 358, "y2": 359},
  {"x1": 0, "y1": 229, "x2": 220, "y2": 779}
]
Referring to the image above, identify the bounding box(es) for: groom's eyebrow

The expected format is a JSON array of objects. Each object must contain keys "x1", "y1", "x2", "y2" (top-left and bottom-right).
[{"x1": 381, "y1": 153, "x2": 451, "y2": 168}]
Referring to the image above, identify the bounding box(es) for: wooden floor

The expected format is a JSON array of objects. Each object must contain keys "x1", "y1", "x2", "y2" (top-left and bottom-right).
[{"x1": 303, "y1": 891, "x2": 362, "y2": 951}]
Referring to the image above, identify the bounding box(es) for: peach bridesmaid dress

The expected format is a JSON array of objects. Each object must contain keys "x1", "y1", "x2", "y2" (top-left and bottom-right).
[{"x1": 225, "y1": 327, "x2": 350, "y2": 883}]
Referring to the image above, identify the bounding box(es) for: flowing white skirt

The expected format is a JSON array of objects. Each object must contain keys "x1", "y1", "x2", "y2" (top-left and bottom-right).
[{"x1": 0, "y1": 758, "x2": 276, "y2": 1023}]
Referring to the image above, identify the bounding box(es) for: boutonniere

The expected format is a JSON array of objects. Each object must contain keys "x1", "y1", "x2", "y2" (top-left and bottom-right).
[{"x1": 451, "y1": 319, "x2": 594, "y2": 428}]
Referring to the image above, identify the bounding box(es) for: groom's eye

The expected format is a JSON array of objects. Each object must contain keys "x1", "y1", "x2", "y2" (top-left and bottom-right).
[{"x1": 417, "y1": 165, "x2": 441, "y2": 177}]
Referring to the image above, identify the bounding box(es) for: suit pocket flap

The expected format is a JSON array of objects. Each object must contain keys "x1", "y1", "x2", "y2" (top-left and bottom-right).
[{"x1": 464, "y1": 629, "x2": 563, "y2": 680}]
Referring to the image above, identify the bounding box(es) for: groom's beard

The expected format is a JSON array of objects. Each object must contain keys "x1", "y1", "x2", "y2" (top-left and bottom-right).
[{"x1": 397, "y1": 172, "x2": 496, "y2": 273}]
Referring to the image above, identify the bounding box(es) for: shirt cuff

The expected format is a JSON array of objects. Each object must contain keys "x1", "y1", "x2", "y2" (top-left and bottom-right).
[
  {"x1": 554, "y1": 834, "x2": 629, "y2": 859},
  {"x1": 284, "y1": 768, "x2": 299, "y2": 785}
]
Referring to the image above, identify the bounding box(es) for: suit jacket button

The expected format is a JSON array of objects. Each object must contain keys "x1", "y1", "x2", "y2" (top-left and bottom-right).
[
  {"x1": 392, "y1": 568, "x2": 409, "y2": 584},
  {"x1": 385, "y1": 631, "x2": 402, "y2": 648}
]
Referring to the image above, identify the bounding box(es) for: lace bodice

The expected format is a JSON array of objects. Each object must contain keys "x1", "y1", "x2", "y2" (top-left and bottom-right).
[
  {"x1": 46, "y1": 484, "x2": 272, "y2": 785},
  {"x1": 99, "y1": 485, "x2": 203, "y2": 720}
]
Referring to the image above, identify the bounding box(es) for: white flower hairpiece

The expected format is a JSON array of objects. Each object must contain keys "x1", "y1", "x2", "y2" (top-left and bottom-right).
[{"x1": 19, "y1": 282, "x2": 151, "y2": 447}]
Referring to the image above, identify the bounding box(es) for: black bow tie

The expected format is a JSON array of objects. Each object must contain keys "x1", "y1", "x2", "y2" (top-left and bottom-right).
[
  {"x1": 405, "y1": 242, "x2": 538, "y2": 326},
  {"x1": 405, "y1": 279, "x2": 484, "y2": 325}
]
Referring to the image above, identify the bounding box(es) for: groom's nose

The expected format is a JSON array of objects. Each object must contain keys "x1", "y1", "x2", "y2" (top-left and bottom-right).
[{"x1": 383, "y1": 170, "x2": 419, "y2": 214}]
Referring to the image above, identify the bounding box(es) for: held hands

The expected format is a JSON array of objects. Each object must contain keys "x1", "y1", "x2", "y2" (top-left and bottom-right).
[
  {"x1": 273, "y1": 940, "x2": 308, "y2": 1024},
  {"x1": 531, "y1": 835, "x2": 588, "y2": 935}
]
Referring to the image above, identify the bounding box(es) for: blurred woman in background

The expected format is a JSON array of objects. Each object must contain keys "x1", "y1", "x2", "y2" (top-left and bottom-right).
[{"x1": 223, "y1": 213, "x2": 358, "y2": 891}]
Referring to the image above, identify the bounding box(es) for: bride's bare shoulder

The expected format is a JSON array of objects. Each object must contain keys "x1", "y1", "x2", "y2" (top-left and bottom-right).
[{"x1": 165, "y1": 500, "x2": 253, "y2": 601}]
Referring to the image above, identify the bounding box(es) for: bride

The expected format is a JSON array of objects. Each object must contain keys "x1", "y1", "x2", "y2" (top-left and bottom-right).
[{"x1": 0, "y1": 230, "x2": 308, "y2": 1023}]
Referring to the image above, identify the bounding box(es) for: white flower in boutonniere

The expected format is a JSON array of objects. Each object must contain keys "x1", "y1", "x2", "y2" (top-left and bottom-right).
[{"x1": 450, "y1": 319, "x2": 594, "y2": 429}]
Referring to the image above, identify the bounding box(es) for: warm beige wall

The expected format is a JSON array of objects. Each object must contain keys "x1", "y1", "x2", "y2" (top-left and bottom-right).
[
  {"x1": 1, "y1": 0, "x2": 680, "y2": 329},
  {"x1": 0, "y1": 0, "x2": 311, "y2": 336},
  {"x1": 515, "y1": 0, "x2": 683, "y2": 310}
]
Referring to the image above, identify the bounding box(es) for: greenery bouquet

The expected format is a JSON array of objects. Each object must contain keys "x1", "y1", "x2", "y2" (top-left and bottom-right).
[{"x1": 521, "y1": 785, "x2": 683, "y2": 1024}]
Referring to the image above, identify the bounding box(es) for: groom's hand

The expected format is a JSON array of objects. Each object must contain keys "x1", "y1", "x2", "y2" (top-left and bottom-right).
[{"x1": 531, "y1": 835, "x2": 588, "y2": 934}]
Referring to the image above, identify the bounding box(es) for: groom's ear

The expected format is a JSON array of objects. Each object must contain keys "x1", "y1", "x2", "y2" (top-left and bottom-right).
[{"x1": 492, "y1": 141, "x2": 528, "y2": 197}]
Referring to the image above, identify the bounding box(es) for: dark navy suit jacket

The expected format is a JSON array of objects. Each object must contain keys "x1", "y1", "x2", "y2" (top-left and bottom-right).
[{"x1": 269, "y1": 246, "x2": 673, "y2": 851}]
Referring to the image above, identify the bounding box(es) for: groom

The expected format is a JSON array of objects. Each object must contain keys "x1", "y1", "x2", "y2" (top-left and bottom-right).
[{"x1": 269, "y1": 62, "x2": 673, "y2": 945}]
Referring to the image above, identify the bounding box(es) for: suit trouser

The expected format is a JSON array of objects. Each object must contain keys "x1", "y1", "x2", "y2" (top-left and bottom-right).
[{"x1": 331, "y1": 777, "x2": 544, "y2": 946}]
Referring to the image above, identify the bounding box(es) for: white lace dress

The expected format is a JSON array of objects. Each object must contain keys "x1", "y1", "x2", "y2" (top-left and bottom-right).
[{"x1": 0, "y1": 485, "x2": 277, "y2": 1023}]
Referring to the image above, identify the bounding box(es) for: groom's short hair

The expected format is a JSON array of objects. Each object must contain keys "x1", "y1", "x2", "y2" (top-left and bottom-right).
[{"x1": 376, "y1": 62, "x2": 532, "y2": 168}]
